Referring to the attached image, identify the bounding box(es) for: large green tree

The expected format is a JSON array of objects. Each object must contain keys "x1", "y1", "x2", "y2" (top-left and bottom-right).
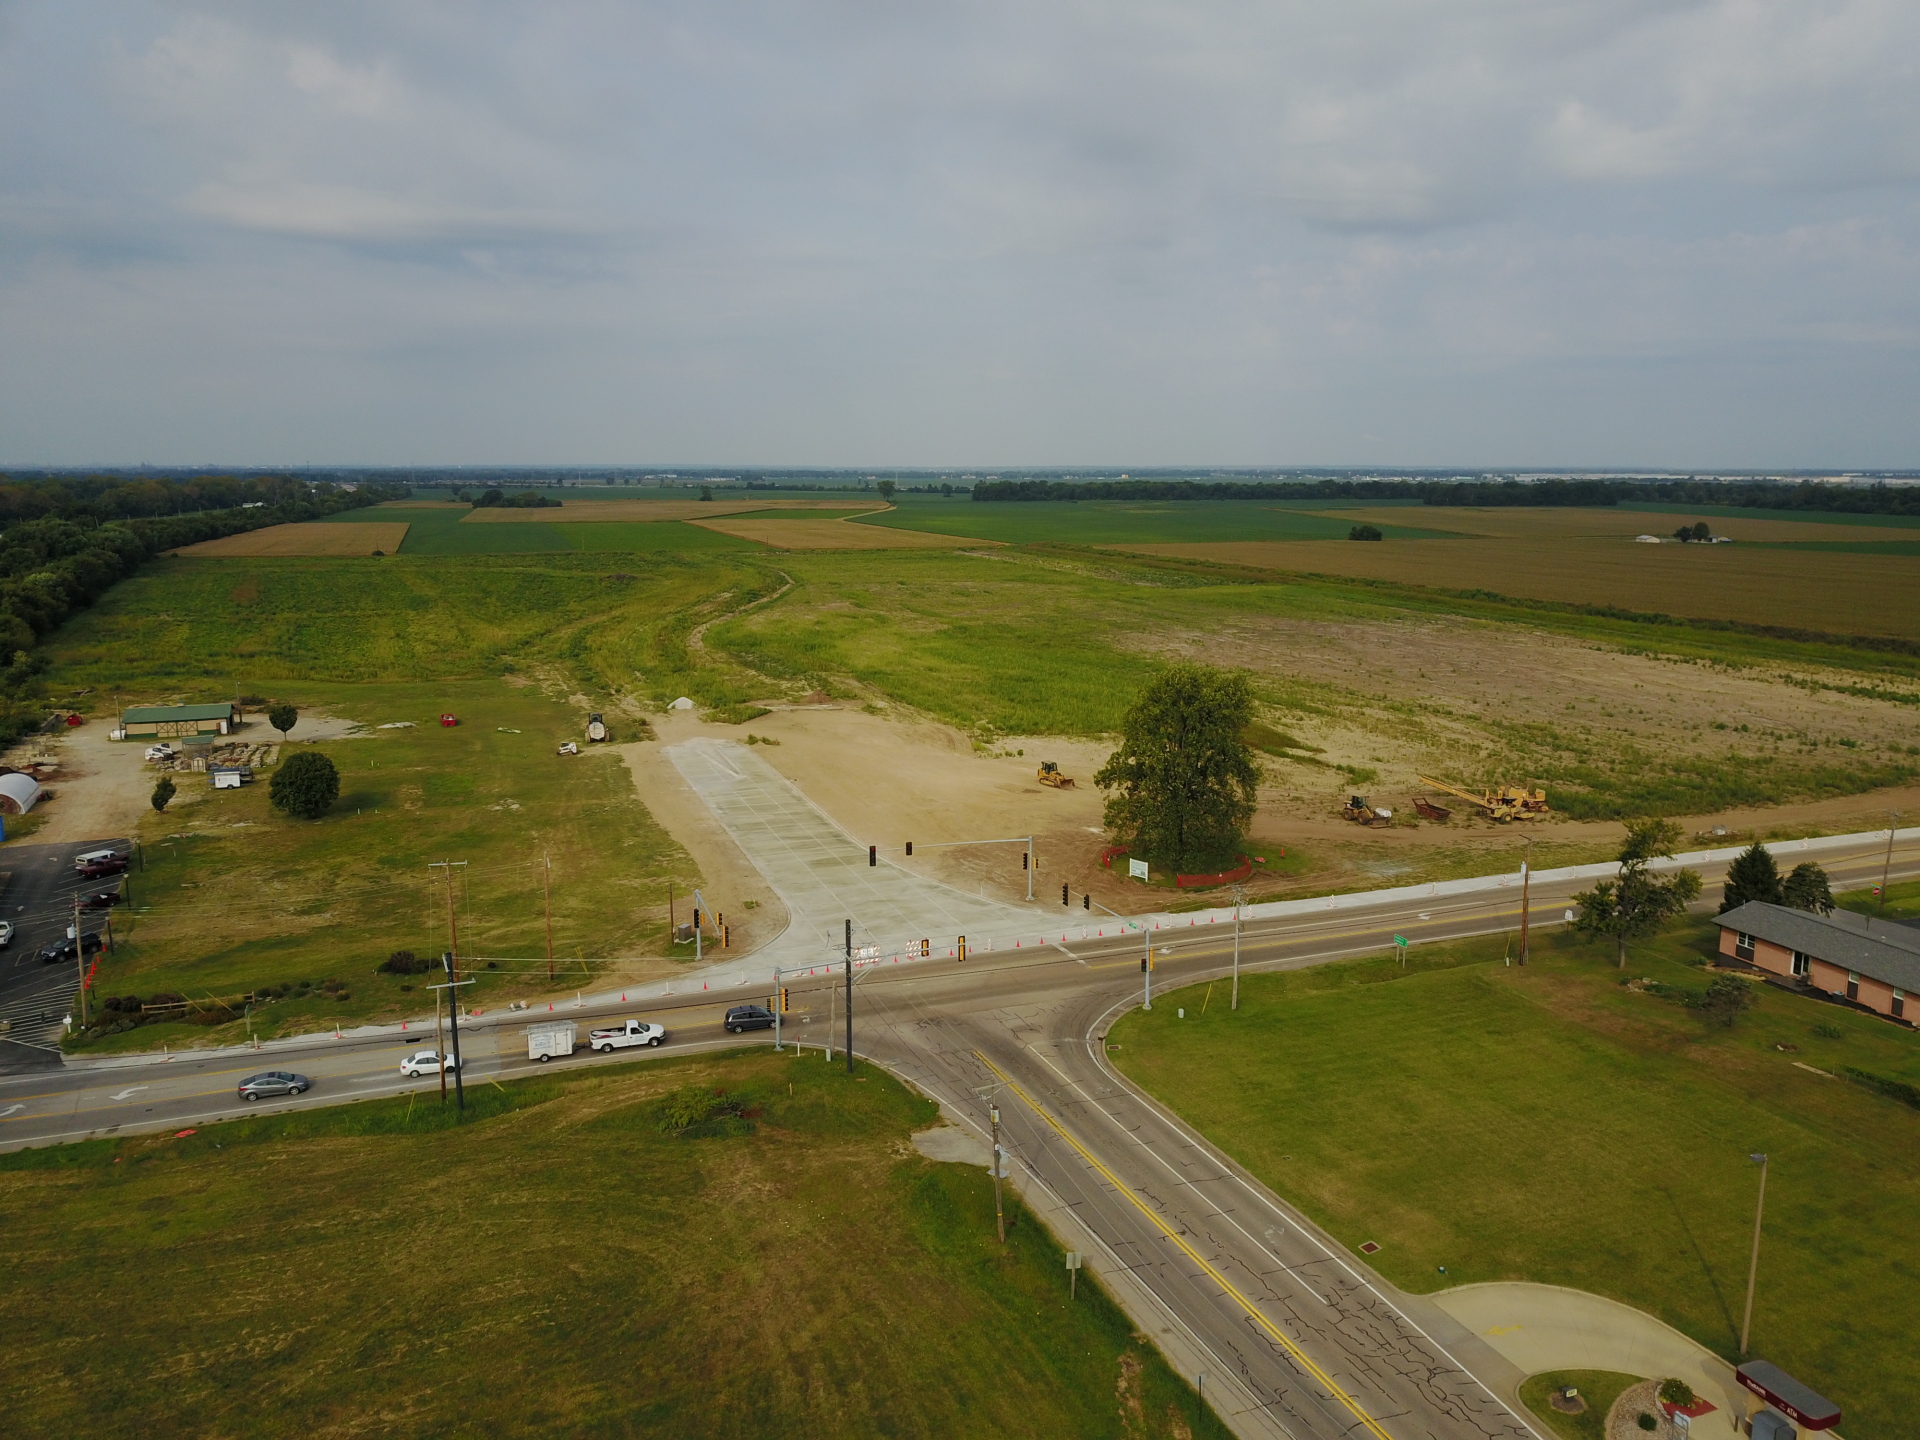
[
  {"x1": 1094, "y1": 665, "x2": 1259, "y2": 871},
  {"x1": 269, "y1": 750, "x2": 340, "y2": 820},
  {"x1": 1782, "y1": 861, "x2": 1835, "y2": 915},
  {"x1": 1573, "y1": 817, "x2": 1702, "y2": 967},
  {"x1": 1719, "y1": 840, "x2": 1782, "y2": 912}
]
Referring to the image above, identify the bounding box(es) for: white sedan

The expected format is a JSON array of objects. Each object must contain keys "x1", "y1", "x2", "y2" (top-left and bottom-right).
[{"x1": 398, "y1": 1049, "x2": 462, "y2": 1077}]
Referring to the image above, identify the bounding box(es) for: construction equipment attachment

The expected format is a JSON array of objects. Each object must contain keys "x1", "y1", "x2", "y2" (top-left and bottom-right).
[{"x1": 1412, "y1": 797, "x2": 1452, "y2": 821}]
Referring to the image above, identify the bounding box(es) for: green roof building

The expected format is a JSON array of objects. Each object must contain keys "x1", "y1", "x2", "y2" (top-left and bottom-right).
[{"x1": 121, "y1": 703, "x2": 236, "y2": 738}]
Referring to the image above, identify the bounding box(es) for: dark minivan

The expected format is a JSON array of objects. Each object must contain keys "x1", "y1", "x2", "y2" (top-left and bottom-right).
[{"x1": 724, "y1": 1004, "x2": 776, "y2": 1034}]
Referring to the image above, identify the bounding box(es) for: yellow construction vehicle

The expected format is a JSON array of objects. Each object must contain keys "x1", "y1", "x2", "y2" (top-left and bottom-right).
[
  {"x1": 1036, "y1": 761, "x2": 1075, "y2": 789},
  {"x1": 1342, "y1": 794, "x2": 1393, "y2": 826},
  {"x1": 1416, "y1": 776, "x2": 1549, "y2": 822}
]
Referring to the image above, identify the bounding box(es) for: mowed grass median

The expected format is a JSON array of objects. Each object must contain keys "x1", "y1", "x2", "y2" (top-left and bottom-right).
[
  {"x1": 0, "y1": 1051, "x2": 1225, "y2": 1440},
  {"x1": 1108, "y1": 917, "x2": 1920, "y2": 1439}
]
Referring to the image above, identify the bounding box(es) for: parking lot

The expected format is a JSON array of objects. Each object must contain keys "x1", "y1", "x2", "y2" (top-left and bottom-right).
[{"x1": 0, "y1": 837, "x2": 132, "y2": 1072}]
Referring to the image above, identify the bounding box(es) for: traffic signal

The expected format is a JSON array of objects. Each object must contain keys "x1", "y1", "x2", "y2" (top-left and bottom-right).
[
  {"x1": 1022, "y1": 850, "x2": 1029, "y2": 870},
  {"x1": 1141, "y1": 950, "x2": 1154, "y2": 972},
  {"x1": 779, "y1": 987, "x2": 790, "y2": 1013},
  {"x1": 957, "y1": 934, "x2": 967, "y2": 962},
  {"x1": 1061, "y1": 883, "x2": 1069, "y2": 905},
  {"x1": 1082, "y1": 893, "x2": 1091, "y2": 910},
  {"x1": 868, "y1": 845, "x2": 877, "y2": 867},
  {"x1": 722, "y1": 925, "x2": 730, "y2": 948},
  {"x1": 692, "y1": 907, "x2": 701, "y2": 928},
  {"x1": 921, "y1": 938, "x2": 930, "y2": 957},
  {"x1": 905, "y1": 841, "x2": 913, "y2": 856}
]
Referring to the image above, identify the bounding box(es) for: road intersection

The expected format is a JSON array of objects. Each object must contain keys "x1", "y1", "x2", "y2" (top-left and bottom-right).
[{"x1": 2, "y1": 752, "x2": 1913, "y2": 1438}]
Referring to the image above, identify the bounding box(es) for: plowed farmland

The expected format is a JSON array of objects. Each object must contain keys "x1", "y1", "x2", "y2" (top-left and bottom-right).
[{"x1": 167, "y1": 522, "x2": 410, "y2": 557}]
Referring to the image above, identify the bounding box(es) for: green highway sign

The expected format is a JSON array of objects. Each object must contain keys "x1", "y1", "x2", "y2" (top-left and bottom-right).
[{"x1": 1393, "y1": 934, "x2": 1409, "y2": 947}]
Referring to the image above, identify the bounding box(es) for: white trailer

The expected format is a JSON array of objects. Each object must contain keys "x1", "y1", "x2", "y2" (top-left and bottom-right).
[{"x1": 526, "y1": 1020, "x2": 577, "y2": 1062}]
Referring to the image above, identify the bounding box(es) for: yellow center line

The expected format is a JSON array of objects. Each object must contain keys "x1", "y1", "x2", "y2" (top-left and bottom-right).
[{"x1": 975, "y1": 1050, "x2": 1395, "y2": 1440}]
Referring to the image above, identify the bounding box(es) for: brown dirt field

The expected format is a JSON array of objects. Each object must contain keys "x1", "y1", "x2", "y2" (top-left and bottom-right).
[
  {"x1": 687, "y1": 516, "x2": 995, "y2": 550},
  {"x1": 1319, "y1": 505, "x2": 1913, "y2": 543},
  {"x1": 169, "y1": 523, "x2": 410, "y2": 557},
  {"x1": 1119, "y1": 537, "x2": 1920, "y2": 640},
  {"x1": 460, "y1": 498, "x2": 873, "y2": 523}
]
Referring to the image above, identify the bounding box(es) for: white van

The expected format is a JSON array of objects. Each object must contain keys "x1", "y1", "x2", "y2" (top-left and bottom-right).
[{"x1": 73, "y1": 848, "x2": 125, "y2": 870}]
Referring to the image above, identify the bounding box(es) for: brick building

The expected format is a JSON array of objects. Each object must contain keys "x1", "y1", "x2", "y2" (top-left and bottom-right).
[{"x1": 1718, "y1": 900, "x2": 1919, "y2": 1024}]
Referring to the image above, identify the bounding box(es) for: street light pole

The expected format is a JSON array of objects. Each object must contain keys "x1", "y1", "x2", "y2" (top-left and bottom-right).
[
  {"x1": 1519, "y1": 835, "x2": 1533, "y2": 966},
  {"x1": 1231, "y1": 884, "x2": 1245, "y2": 1010},
  {"x1": 1142, "y1": 928, "x2": 1152, "y2": 1011},
  {"x1": 1879, "y1": 812, "x2": 1902, "y2": 914},
  {"x1": 844, "y1": 918, "x2": 853, "y2": 1074},
  {"x1": 1740, "y1": 1152, "x2": 1769, "y2": 1356}
]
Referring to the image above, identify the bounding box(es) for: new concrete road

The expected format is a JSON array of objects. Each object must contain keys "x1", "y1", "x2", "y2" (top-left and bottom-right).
[{"x1": 2, "y1": 828, "x2": 1915, "y2": 1440}]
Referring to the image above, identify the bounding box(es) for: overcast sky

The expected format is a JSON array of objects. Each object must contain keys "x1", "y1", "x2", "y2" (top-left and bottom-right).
[{"x1": 2, "y1": 1, "x2": 1917, "y2": 468}]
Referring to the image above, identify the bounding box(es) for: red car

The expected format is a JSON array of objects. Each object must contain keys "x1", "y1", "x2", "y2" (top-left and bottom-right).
[
  {"x1": 78, "y1": 858, "x2": 127, "y2": 879},
  {"x1": 81, "y1": 889, "x2": 122, "y2": 908}
]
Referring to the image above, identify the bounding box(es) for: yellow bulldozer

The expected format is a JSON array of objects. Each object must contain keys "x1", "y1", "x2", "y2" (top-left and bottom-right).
[
  {"x1": 1037, "y1": 761, "x2": 1075, "y2": 789},
  {"x1": 1416, "y1": 775, "x2": 1550, "y2": 822},
  {"x1": 1341, "y1": 794, "x2": 1393, "y2": 827}
]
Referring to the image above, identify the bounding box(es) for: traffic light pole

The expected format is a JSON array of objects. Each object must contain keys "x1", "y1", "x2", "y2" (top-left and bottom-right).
[
  {"x1": 902, "y1": 835, "x2": 1035, "y2": 901},
  {"x1": 1085, "y1": 894, "x2": 1151, "y2": 1011},
  {"x1": 844, "y1": 918, "x2": 854, "y2": 1074}
]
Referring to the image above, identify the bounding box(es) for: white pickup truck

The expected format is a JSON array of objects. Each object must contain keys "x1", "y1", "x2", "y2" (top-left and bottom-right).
[{"x1": 586, "y1": 1018, "x2": 667, "y2": 1053}]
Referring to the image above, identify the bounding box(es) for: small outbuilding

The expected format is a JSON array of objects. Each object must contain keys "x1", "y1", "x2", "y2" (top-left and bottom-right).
[
  {"x1": 122, "y1": 703, "x2": 235, "y2": 739},
  {"x1": 0, "y1": 772, "x2": 44, "y2": 814}
]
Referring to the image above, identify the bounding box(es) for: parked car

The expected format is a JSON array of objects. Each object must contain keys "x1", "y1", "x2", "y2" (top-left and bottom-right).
[
  {"x1": 78, "y1": 857, "x2": 128, "y2": 879},
  {"x1": 38, "y1": 932, "x2": 103, "y2": 964},
  {"x1": 80, "y1": 889, "x2": 122, "y2": 908},
  {"x1": 0, "y1": 919, "x2": 12, "y2": 949},
  {"x1": 724, "y1": 1004, "x2": 776, "y2": 1034},
  {"x1": 398, "y1": 1049, "x2": 461, "y2": 1078},
  {"x1": 237, "y1": 1071, "x2": 310, "y2": 1101}
]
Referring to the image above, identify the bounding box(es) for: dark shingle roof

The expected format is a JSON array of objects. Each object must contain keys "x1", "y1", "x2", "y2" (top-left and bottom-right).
[{"x1": 1719, "y1": 900, "x2": 1920, "y2": 993}]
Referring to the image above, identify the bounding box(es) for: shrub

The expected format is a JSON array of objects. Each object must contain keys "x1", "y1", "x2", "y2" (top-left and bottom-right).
[
  {"x1": 1697, "y1": 974, "x2": 1757, "y2": 1028},
  {"x1": 380, "y1": 950, "x2": 430, "y2": 975},
  {"x1": 150, "y1": 775, "x2": 175, "y2": 812},
  {"x1": 1658, "y1": 1378, "x2": 1695, "y2": 1407},
  {"x1": 269, "y1": 749, "x2": 339, "y2": 819},
  {"x1": 1812, "y1": 1021, "x2": 1844, "y2": 1039},
  {"x1": 1842, "y1": 1067, "x2": 1920, "y2": 1111},
  {"x1": 1637, "y1": 1415, "x2": 1657, "y2": 1432},
  {"x1": 1348, "y1": 523, "x2": 1384, "y2": 541}
]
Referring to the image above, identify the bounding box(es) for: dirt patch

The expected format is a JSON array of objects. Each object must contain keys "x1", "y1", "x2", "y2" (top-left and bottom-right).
[
  {"x1": 687, "y1": 516, "x2": 991, "y2": 550},
  {"x1": 169, "y1": 523, "x2": 409, "y2": 557},
  {"x1": 1605, "y1": 1379, "x2": 1662, "y2": 1440}
]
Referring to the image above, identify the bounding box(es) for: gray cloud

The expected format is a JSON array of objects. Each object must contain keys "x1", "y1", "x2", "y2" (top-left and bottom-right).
[{"x1": 0, "y1": 0, "x2": 1916, "y2": 465}]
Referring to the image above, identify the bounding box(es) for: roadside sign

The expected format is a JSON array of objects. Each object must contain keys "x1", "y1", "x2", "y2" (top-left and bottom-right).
[
  {"x1": 1393, "y1": 934, "x2": 1408, "y2": 948},
  {"x1": 1128, "y1": 859, "x2": 1149, "y2": 881}
]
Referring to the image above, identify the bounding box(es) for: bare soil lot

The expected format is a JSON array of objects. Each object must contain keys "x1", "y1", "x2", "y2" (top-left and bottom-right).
[
  {"x1": 1119, "y1": 537, "x2": 1920, "y2": 640},
  {"x1": 168, "y1": 523, "x2": 410, "y2": 557}
]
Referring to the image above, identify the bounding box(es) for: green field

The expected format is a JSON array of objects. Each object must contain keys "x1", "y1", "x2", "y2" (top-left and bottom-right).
[
  {"x1": 1107, "y1": 914, "x2": 1920, "y2": 1439},
  {"x1": 1517, "y1": 1371, "x2": 1640, "y2": 1440},
  {"x1": 0, "y1": 1050, "x2": 1225, "y2": 1439},
  {"x1": 856, "y1": 496, "x2": 1457, "y2": 544},
  {"x1": 322, "y1": 506, "x2": 763, "y2": 555}
]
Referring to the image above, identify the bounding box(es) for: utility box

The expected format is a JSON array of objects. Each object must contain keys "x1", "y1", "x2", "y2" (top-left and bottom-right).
[{"x1": 1752, "y1": 1411, "x2": 1796, "y2": 1440}]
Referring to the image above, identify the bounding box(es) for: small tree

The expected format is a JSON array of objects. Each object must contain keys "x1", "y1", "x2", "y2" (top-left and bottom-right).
[
  {"x1": 1348, "y1": 523, "x2": 1383, "y2": 541},
  {"x1": 876, "y1": 479, "x2": 896, "y2": 502},
  {"x1": 699, "y1": 484, "x2": 714, "y2": 502},
  {"x1": 1572, "y1": 817, "x2": 1703, "y2": 968},
  {"x1": 1720, "y1": 841, "x2": 1782, "y2": 913},
  {"x1": 1698, "y1": 974, "x2": 1757, "y2": 1029},
  {"x1": 1691, "y1": 522, "x2": 1712, "y2": 542},
  {"x1": 267, "y1": 703, "x2": 298, "y2": 739},
  {"x1": 270, "y1": 750, "x2": 339, "y2": 820},
  {"x1": 1095, "y1": 665, "x2": 1260, "y2": 871},
  {"x1": 1783, "y1": 861, "x2": 1835, "y2": 915},
  {"x1": 940, "y1": 482, "x2": 954, "y2": 497},
  {"x1": 476, "y1": 488, "x2": 505, "y2": 507},
  {"x1": 151, "y1": 775, "x2": 175, "y2": 812}
]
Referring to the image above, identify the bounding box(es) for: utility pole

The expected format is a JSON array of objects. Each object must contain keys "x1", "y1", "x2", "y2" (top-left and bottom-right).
[
  {"x1": 543, "y1": 853, "x2": 554, "y2": 983},
  {"x1": 1142, "y1": 930, "x2": 1153, "y2": 1012},
  {"x1": 428, "y1": 860, "x2": 467, "y2": 980},
  {"x1": 428, "y1": 954, "x2": 475, "y2": 1114},
  {"x1": 989, "y1": 1102, "x2": 1005, "y2": 1243},
  {"x1": 1518, "y1": 835, "x2": 1534, "y2": 965},
  {"x1": 1880, "y1": 812, "x2": 1902, "y2": 913},
  {"x1": 73, "y1": 893, "x2": 89, "y2": 1028},
  {"x1": 773, "y1": 967, "x2": 783, "y2": 1052},
  {"x1": 1231, "y1": 884, "x2": 1245, "y2": 1010},
  {"x1": 434, "y1": 982, "x2": 447, "y2": 1104},
  {"x1": 1026, "y1": 836, "x2": 1034, "y2": 901},
  {"x1": 844, "y1": 918, "x2": 854, "y2": 1074},
  {"x1": 1740, "y1": 1152, "x2": 1769, "y2": 1356}
]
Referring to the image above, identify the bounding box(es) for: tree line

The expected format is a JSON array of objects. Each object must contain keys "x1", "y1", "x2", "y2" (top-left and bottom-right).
[
  {"x1": 0, "y1": 476, "x2": 403, "y2": 747},
  {"x1": 970, "y1": 476, "x2": 1920, "y2": 516}
]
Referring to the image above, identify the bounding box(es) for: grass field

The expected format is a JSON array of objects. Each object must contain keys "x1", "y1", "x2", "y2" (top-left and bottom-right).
[
  {"x1": 0, "y1": 1050, "x2": 1225, "y2": 1439},
  {"x1": 857, "y1": 496, "x2": 1458, "y2": 545},
  {"x1": 690, "y1": 514, "x2": 991, "y2": 549},
  {"x1": 321, "y1": 506, "x2": 765, "y2": 556},
  {"x1": 1517, "y1": 1372, "x2": 1639, "y2": 1440},
  {"x1": 1115, "y1": 537, "x2": 1920, "y2": 642},
  {"x1": 1323, "y1": 505, "x2": 1919, "y2": 544},
  {"x1": 459, "y1": 497, "x2": 871, "y2": 522},
  {"x1": 1106, "y1": 914, "x2": 1920, "y2": 1439},
  {"x1": 170, "y1": 522, "x2": 412, "y2": 557}
]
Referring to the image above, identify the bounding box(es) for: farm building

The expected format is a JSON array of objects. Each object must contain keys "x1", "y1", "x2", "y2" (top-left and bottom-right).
[
  {"x1": 1718, "y1": 900, "x2": 1919, "y2": 1024},
  {"x1": 0, "y1": 772, "x2": 44, "y2": 814},
  {"x1": 121, "y1": 703, "x2": 235, "y2": 739}
]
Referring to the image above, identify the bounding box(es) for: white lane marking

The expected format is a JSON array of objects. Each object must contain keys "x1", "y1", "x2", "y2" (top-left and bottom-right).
[
  {"x1": 0, "y1": 1103, "x2": 25, "y2": 1117},
  {"x1": 109, "y1": 1086, "x2": 149, "y2": 1101}
]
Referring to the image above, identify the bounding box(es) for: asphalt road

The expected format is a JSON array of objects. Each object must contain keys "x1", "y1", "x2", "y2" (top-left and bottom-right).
[
  {"x1": 2, "y1": 833, "x2": 1914, "y2": 1439},
  {"x1": 0, "y1": 837, "x2": 132, "y2": 1073}
]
